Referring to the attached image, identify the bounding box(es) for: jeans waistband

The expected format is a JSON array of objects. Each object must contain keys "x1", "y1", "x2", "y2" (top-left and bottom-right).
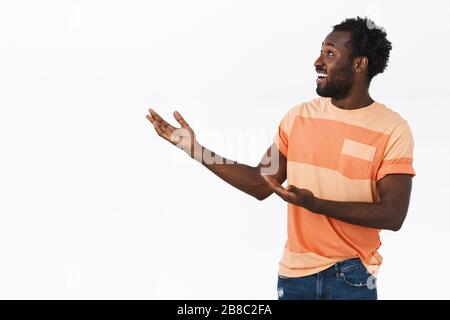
[{"x1": 319, "y1": 258, "x2": 364, "y2": 277}]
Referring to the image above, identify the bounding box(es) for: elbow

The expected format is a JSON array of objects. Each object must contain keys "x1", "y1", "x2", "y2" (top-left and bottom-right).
[
  {"x1": 389, "y1": 224, "x2": 402, "y2": 232},
  {"x1": 254, "y1": 188, "x2": 273, "y2": 201},
  {"x1": 254, "y1": 192, "x2": 270, "y2": 201},
  {"x1": 383, "y1": 205, "x2": 407, "y2": 231},
  {"x1": 253, "y1": 179, "x2": 273, "y2": 201},
  {"x1": 386, "y1": 219, "x2": 404, "y2": 232}
]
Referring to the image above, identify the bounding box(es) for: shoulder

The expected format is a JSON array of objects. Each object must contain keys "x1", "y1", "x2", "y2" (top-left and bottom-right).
[
  {"x1": 372, "y1": 101, "x2": 413, "y2": 135},
  {"x1": 375, "y1": 102, "x2": 409, "y2": 125},
  {"x1": 283, "y1": 97, "x2": 327, "y2": 117}
]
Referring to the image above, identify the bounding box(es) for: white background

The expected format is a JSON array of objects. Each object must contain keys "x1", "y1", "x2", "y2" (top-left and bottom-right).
[{"x1": 0, "y1": 0, "x2": 448, "y2": 299}]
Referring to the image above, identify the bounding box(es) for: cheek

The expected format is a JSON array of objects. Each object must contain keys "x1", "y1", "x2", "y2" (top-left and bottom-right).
[
  {"x1": 326, "y1": 60, "x2": 341, "y2": 72},
  {"x1": 331, "y1": 61, "x2": 353, "y2": 77},
  {"x1": 325, "y1": 65, "x2": 337, "y2": 78}
]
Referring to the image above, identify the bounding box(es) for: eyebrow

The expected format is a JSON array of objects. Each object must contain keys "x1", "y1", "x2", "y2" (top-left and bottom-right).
[{"x1": 321, "y1": 42, "x2": 337, "y2": 48}]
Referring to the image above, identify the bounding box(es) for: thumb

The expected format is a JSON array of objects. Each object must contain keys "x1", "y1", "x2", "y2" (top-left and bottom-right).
[
  {"x1": 173, "y1": 111, "x2": 192, "y2": 129},
  {"x1": 286, "y1": 185, "x2": 299, "y2": 193}
]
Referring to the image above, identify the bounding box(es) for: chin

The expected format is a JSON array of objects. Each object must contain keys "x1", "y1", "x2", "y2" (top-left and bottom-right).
[{"x1": 316, "y1": 87, "x2": 330, "y2": 97}]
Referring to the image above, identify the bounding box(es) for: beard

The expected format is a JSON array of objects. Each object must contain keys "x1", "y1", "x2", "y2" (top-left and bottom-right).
[{"x1": 316, "y1": 64, "x2": 354, "y2": 100}]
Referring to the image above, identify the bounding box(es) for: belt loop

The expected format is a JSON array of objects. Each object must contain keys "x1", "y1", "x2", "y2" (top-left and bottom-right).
[{"x1": 334, "y1": 262, "x2": 340, "y2": 277}]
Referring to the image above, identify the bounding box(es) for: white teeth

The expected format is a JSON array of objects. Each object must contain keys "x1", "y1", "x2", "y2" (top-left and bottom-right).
[{"x1": 317, "y1": 73, "x2": 327, "y2": 78}]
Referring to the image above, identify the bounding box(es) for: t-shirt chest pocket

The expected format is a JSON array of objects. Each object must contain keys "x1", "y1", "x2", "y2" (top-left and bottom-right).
[{"x1": 337, "y1": 138, "x2": 376, "y2": 179}]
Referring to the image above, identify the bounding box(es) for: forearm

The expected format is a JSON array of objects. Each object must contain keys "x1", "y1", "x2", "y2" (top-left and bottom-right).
[
  {"x1": 189, "y1": 143, "x2": 270, "y2": 200},
  {"x1": 308, "y1": 198, "x2": 398, "y2": 230}
]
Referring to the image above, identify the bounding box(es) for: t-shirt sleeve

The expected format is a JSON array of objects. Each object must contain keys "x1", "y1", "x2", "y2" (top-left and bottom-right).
[
  {"x1": 273, "y1": 105, "x2": 301, "y2": 157},
  {"x1": 376, "y1": 121, "x2": 416, "y2": 181},
  {"x1": 273, "y1": 118, "x2": 289, "y2": 157}
]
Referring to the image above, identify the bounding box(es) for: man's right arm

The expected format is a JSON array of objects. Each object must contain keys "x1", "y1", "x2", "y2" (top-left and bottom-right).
[
  {"x1": 146, "y1": 108, "x2": 286, "y2": 200},
  {"x1": 191, "y1": 142, "x2": 287, "y2": 200}
]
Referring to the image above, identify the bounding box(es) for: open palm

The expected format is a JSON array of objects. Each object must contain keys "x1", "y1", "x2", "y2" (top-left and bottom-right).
[{"x1": 146, "y1": 108, "x2": 197, "y2": 156}]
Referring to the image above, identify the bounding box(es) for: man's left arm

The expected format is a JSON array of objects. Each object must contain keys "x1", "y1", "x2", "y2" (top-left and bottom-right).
[{"x1": 262, "y1": 173, "x2": 413, "y2": 231}]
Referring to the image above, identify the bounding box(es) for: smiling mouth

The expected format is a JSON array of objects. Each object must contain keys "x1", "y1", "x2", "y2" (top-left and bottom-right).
[
  {"x1": 316, "y1": 71, "x2": 328, "y2": 79},
  {"x1": 316, "y1": 71, "x2": 328, "y2": 84}
]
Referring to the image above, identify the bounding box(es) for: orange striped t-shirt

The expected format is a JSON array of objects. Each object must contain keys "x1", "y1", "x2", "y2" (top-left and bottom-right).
[{"x1": 273, "y1": 97, "x2": 416, "y2": 277}]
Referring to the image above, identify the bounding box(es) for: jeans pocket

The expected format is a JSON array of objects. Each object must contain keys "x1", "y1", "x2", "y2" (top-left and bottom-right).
[{"x1": 339, "y1": 268, "x2": 376, "y2": 288}]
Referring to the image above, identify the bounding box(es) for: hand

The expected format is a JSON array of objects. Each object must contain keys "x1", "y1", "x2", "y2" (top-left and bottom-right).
[
  {"x1": 146, "y1": 108, "x2": 198, "y2": 157},
  {"x1": 262, "y1": 175, "x2": 316, "y2": 209}
]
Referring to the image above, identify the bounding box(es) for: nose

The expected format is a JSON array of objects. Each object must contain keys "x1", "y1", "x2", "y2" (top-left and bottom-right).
[{"x1": 314, "y1": 55, "x2": 323, "y2": 69}]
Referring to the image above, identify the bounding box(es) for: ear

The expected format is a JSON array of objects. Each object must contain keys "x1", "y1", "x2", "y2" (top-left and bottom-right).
[{"x1": 353, "y1": 56, "x2": 369, "y2": 73}]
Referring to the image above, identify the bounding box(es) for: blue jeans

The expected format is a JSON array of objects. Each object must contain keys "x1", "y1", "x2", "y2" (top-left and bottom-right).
[{"x1": 277, "y1": 258, "x2": 377, "y2": 300}]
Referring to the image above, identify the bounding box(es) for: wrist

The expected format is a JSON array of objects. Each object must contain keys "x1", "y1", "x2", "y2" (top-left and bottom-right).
[
  {"x1": 306, "y1": 196, "x2": 320, "y2": 213},
  {"x1": 190, "y1": 141, "x2": 203, "y2": 161}
]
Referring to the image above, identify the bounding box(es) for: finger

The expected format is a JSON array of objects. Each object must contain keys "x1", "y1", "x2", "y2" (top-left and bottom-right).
[
  {"x1": 262, "y1": 175, "x2": 281, "y2": 188},
  {"x1": 148, "y1": 111, "x2": 175, "y2": 137},
  {"x1": 148, "y1": 108, "x2": 172, "y2": 128},
  {"x1": 173, "y1": 111, "x2": 191, "y2": 129},
  {"x1": 161, "y1": 125, "x2": 172, "y2": 137},
  {"x1": 153, "y1": 121, "x2": 169, "y2": 140},
  {"x1": 262, "y1": 175, "x2": 292, "y2": 200},
  {"x1": 156, "y1": 121, "x2": 171, "y2": 135},
  {"x1": 148, "y1": 115, "x2": 165, "y2": 133},
  {"x1": 286, "y1": 185, "x2": 298, "y2": 192}
]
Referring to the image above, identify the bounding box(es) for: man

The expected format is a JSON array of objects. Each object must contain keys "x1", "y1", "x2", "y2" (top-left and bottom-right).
[{"x1": 146, "y1": 17, "x2": 415, "y2": 300}]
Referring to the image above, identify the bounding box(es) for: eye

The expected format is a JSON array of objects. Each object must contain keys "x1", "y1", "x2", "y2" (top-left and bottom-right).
[{"x1": 320, "y1": 49, "x2": 335, "y2": 57}]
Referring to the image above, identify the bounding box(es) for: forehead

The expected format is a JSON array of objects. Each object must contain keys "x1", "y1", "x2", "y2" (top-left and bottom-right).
[{"x1": 322, "y1": 31, "x2": 351, "y2": 51}]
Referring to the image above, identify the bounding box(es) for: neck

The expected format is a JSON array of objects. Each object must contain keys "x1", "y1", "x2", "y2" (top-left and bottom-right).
[{"x1": 331, "y1": 87, "x2": 373, "y2": 110}]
